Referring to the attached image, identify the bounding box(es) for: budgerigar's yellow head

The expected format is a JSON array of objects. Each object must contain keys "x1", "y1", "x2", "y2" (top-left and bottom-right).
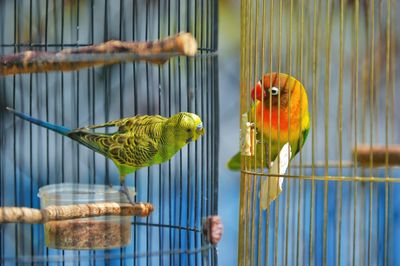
[{"x1": 166, "y1": 112, "x2": 205, "y2": 144}]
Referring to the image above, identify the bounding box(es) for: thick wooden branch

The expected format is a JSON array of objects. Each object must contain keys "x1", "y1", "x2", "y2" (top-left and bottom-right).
[
  {"x1": 353, "y1": 145, "x2": 400, "y2": 167},
  {"x1": 0, "y1": 32, "x2": 197, "y2": 75},
  {"x1": 0, "y1": 202, "x2": 154, "y2": 224}
]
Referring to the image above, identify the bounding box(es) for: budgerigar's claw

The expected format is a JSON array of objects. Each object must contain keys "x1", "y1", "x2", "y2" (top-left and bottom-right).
[{"x1": 119, "y1": 185, "x2": 135, "y2": 205}]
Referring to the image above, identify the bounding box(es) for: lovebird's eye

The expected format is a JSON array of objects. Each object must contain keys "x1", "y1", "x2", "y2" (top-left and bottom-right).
[{"x1": 270, "y1": 86, "x2": 279, "y2": 96}]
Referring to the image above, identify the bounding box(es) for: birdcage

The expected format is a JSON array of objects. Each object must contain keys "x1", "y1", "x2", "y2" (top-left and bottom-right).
[
  {"x1": 238, "y1": 0, "x2": 400, "y2": 265},
  {"x1": 0, "y1": 0, "x2": 219, "y2": 265}
]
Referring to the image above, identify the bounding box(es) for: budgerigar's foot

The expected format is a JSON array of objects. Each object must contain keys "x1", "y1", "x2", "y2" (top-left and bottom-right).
[{"x1": 119, "y1": 185, "x2": 135, "y2": 205}]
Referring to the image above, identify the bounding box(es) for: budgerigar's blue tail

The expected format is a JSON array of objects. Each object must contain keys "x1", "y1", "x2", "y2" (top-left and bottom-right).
[{"x1": 6, "y1": 107, "x2": 71, "y2": 136}]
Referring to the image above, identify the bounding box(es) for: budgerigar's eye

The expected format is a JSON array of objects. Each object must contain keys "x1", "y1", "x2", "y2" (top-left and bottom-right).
[
  {"x1": 187, "y1": 128, "x2": 192, "y2": 133},
  {"x1": 270, "y1": 86, "x2": 279, "y2": 96}
]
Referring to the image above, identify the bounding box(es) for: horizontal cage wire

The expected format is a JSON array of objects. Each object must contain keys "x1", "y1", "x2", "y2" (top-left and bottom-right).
[
  {"x1": 239, "y1": 0, "x2": 400, "y2": 265},
  {"x1": 0, "y1": 0, "x2": 219, "y2": 265}
]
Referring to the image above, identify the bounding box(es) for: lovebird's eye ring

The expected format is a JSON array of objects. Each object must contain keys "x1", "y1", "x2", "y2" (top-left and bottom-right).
[{"x1": 270, "y1": 86, "x2": 279, "y2": 96}]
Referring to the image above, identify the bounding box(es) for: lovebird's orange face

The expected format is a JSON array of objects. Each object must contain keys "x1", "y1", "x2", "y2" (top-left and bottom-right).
[
  {"x1": 251, "y1": 72, "x2": 301, "y2": 110},
  {"x1": 250, "y1": 72, "x2": 309, "y2": 136}
]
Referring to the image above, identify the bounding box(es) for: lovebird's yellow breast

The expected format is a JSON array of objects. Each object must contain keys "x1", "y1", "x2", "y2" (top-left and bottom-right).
[{"x1": 252, "y1": 83, "x2": 310, "y2": 157}]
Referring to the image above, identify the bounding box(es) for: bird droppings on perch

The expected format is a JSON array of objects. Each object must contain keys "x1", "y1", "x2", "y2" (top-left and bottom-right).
[
  {"x1": 0, "y1": 32, "x2": 197, "y2": 75},
  {"x1": 0, "y1": 202, "x2": 154, "y2": 224},
  {"x1": 353, "y1": 145, "x2": 400, "y2": 167}
]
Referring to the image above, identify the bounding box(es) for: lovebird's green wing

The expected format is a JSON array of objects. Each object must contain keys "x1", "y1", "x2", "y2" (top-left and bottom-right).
[
  {"x1": 300, "y1": 127, "x2": 310, "y2": 153},
  {"x1": 226, "y1": 122, "x2": 272, "y2": 171},
  {"x1": 291, "y1": 126, "x2": 310, "y2": 158},
  {"x1": 227, "y1": 127, "x2": 309, "y2": 171},
  {"x1": 226, "y1": 138, "x2": 270, "y2": 171},
  {"x1": 226, "y1": 152, "x2": 241, "y2": 171}
]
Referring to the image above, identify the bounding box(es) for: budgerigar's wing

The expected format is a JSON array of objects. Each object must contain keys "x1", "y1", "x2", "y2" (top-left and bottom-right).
[
  {"x1": 68, "y1": 115, "x2": 167, "y2": 169},
  {"x1": 84, "y1": 115, "x2": 166, "y2": 134},
  {"x1": 109, "y1": 133, "x2": 159, "y2": 168},
  {"x1": 68, "y1": 130, "x2": 160, "y2": 167},
  {"x1": 67, "y1": 129, "x2": 120, "y2": 157}
]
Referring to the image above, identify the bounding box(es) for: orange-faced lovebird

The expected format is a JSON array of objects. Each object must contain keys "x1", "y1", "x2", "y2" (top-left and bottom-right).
[{"x1": 227, "y1": 72, "x2": 310, "y2": 208}]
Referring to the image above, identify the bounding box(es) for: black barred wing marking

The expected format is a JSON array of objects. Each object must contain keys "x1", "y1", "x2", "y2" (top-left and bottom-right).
[{"x1": 67, "y1": 115, "x2": 167, "y2": 168}]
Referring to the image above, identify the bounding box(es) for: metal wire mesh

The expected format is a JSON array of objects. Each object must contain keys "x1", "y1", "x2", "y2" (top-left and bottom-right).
[
  {"x1": 0, "y1": 0, "x2": 219, "y2": 265},
  {"x1": 239, "y1": 0, "x2": 400, "y2": 265}
]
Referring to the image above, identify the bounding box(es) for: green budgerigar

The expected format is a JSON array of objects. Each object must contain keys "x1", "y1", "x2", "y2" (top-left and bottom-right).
[{"x1": 7, "y1": 107, "x2": 205, "y2": 202}]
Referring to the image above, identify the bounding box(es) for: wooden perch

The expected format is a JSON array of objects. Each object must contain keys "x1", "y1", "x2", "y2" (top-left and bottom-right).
[
  {"x1": 0, "y1": 32, "x2": 197, "y2": 75},
  {"x1": 353, "y1": 145, "x2": 400, "y2": 167},
  {"x1": 0, "y1": 202, "x2": 154, "y2": 224}
]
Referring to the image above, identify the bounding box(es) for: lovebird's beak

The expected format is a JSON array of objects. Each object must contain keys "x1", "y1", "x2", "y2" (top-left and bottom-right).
[{"x1": 251, "y1": 81, "x2": 264, "y2": 101}]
